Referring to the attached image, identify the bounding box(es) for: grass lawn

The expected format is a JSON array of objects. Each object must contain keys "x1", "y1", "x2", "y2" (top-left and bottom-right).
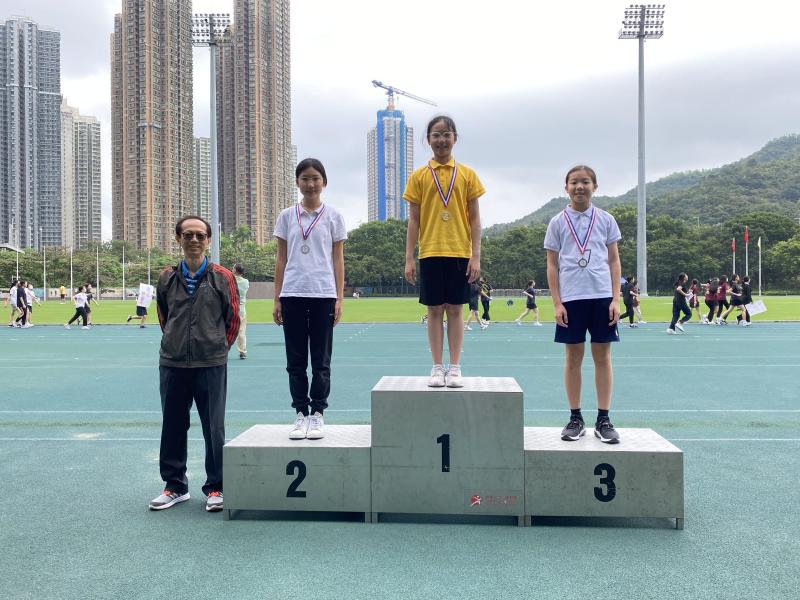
[{"x1": 13, "y1": 295, "x2": 800, "y2": 325}]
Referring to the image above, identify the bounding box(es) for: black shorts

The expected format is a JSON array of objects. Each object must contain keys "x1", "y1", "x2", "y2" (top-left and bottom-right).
[
  {"x1": 468, "y1": 298, "x2": 479, "y2": 311},
  {"x1": 527, "y1": 302, "x2": 537, "y2": 310},
  {"x1": 731, "y1": 298, "x2": 743, "y2": 306},
  {"x1": 554, "y1": 298, "x2": 620, "y2": 344},
  {"x1": 418, "y1": 257, "x2": 470, "y2": 306},
  {"x1": 136, "y1": 306, "x2": 148, "y2": 317},
  {"x1": 689, "y1": 297, "x2": 699, "y2": 308}
]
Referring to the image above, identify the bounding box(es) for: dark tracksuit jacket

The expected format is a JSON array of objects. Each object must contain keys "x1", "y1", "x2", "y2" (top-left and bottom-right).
[{"x1": 156, "y1": 262, "x2": 240, "y2": 495}]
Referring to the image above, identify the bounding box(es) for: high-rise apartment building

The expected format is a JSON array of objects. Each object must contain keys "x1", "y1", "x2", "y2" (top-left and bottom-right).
[
  {"x1": 216, "y1": 0, "x2": 293, "y2": 244},
  {"x1": 0, "y1": 16, "x2": 62, "y2": 249},
  {"x1": 111, "y1": 0, "x2": 194, "y2": 251},
  {"x1": 367, "y1": 109, "x2": 414, "y2": 222},
  {"x1": 61, "y1": 99, "x2": 102, "y2": 249},
  {"x1": 194, "y1": 137, "x2": 211, "y2": 223}
]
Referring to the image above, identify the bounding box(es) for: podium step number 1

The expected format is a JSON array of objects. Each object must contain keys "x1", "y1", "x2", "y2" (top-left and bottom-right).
[{"x1": 371, "y1": 377, "x2": 526, "y2": 522}]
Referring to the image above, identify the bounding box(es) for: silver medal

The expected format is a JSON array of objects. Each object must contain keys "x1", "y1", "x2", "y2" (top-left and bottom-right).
[{"x1": 301, "y1": 244, "x2": 310, "y2": 254}]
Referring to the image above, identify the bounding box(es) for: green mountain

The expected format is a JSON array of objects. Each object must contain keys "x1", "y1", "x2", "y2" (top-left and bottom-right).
[{"x1": 484, "y1": 134, "x2": 800, "y2": 236}]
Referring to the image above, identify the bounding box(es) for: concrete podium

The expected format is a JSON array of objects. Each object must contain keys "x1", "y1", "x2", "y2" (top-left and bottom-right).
[
  {"x1": 524, "y1": 427, "x2": 684, "y2": 528},
  {"x1": 370, "y1": 376, "x2": 525, "y2": 523},
  {"x1": 222, "y1": 425, "x2": 371, "y2": 521}
]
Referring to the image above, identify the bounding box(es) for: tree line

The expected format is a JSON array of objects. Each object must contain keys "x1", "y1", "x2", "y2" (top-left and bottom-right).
[{"x1": 2, "y1": 211, "x2": 799, "y2": 294}]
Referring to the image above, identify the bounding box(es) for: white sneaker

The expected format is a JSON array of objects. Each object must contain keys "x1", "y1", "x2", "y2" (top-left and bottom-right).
[
  {"x1": 666, "y1": 328, "x2": 677, "y2": 335},
  {"x1": 289, "y1": 413, "x2": 308, "y2": 439},
  {"x1": 638, "y1": 320, "x2": 647, "y2": 324},
  {"x1": 534, "y1": 321, "x2": 542, "y2": 326},
  {"x1": 675, "y1": 322, "x2": 685, "y2": 333},
  {"x1": 149, "y1": 490, "x2": 190, "y2": 511},
  {"x1": 427, "y1": 365, "x2": 446, "y2": 387},
  {"x1": 22, "y1": 323, "x2": 33, "y2": 328},
  {"x1": 515, "y1": 320, "x2": 522, "y2": 326},
  {"x1": 446, "y1": 365, "x2": 464, "y2": 388},
  {"x1": 64, "y1": 324, "x2": 71, "y2": 329},
  {"x1": 205, "y1": 491, "x2": 223, "y2": 512},
  {"x1": 743, "y1": 321, "x2": 751, "y2": 327},
  {"x1": 464, "y1": 324, "x2": 472, "y2": 331},
  {"x1": 480, "y1": 322, "x2": 488, "y2": 330},
  {"x1": 307, "y1": 412, "x2": 325, "y2": 439},
  {"x1": 81, "y1": 326, "x2": 90, "y2": 330}
]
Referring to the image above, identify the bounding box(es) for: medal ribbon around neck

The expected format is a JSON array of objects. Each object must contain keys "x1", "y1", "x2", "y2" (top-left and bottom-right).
[
  {"x1": 428, "y1": 163, "x2": 458, "y2": 209},
  {"x1": 296, "y1": 203, "x2": 326, "y2": 241},
  {"x1": 563, "y1": 207, "x2": 597, "y2": 256}
]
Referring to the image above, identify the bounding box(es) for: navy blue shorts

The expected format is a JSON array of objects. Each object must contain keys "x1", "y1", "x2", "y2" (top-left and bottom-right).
[
  {"x1": 554, "y1": 298, "x2": 620, "y2": 344},
  {"x1": 419, "y1": 257, "x2": 470, "y2": 306}
]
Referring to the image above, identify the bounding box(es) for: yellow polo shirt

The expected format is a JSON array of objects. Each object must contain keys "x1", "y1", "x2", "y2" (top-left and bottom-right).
[{"x1": 403, "y1": 159, "x2": 485, "y2": 259}]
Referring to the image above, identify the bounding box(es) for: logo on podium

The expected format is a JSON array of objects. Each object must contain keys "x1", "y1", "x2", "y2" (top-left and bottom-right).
[{"x1": 470, "y1": 495, "x2": 482, "y2": 506}]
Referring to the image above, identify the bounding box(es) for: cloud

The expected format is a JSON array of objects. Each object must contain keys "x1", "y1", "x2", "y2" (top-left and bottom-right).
[{"x1": 10, "y1": 1, "x2": 800, "y2": 238}]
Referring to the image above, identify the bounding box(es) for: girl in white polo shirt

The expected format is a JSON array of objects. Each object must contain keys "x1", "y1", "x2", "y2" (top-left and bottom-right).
[
  {"x1": 273, "y1": 158, "x2": 347, "y2": 440},
  {"x1": 544, "y1": 165, "x2": 622, "y2": 444}
]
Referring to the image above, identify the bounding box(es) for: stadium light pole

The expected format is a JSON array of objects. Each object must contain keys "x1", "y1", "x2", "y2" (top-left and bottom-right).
[
  {"x1": 619, "y1": 4, "x2": 665, "y2": 296},
  {"x1": 193, "y1": 13, "x2": 231, "y2": 266}
]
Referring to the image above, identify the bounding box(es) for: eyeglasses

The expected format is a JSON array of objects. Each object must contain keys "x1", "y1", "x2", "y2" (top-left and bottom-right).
[
  {"x1": 429, "y1": 131, "x2": 455, "y2": 141},
  {"x1": 181, "y1": 231, "x2": 208, "y2": 241}
]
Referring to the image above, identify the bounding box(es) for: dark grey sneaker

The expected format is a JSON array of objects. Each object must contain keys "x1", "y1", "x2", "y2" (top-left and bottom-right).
[
  {"x1": 561, "y1": 416, "x2": 586, "y2": 441},
  {"x1": 595, "y1": 418, "x2": 620, "y2": 444},
  {"x1": 149, "y1": 490, "x2": 190, "y2": 510}
]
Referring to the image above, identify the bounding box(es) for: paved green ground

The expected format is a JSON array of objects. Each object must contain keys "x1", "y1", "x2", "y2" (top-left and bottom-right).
[{"x1": 2, "y1": 322, "x2": 798, "y2": 599}]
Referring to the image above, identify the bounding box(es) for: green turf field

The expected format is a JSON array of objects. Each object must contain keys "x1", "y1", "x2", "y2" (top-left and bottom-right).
[
  {"x1": 12, "y1": 294, "x2": 800, "y2": 324},
  {"x1": 2, "y1": 321, "x2": 799, "y2": 598}
]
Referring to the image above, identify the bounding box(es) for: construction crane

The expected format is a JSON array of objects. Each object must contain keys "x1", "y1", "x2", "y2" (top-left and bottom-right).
[{"x1": 371, "y1": 80, "x2": 436, "y2": 111}]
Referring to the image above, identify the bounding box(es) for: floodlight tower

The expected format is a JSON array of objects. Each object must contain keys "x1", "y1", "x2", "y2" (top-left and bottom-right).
[
  {"x1": 192, "y1": 13, "x2": 231, "y2": 264},
  {"x1": 619, "y1": 4, "x2": 665, "y2": 296}
]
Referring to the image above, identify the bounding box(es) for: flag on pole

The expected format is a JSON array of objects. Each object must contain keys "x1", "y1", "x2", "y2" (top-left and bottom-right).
[
  {"x1": 744, "y1": 226, "x2": 749, "y2": 244},
  {"x1": 731, "y1": 238, "x2": 736, "y2": 251},
  {"x1": 757, "y1": 236, "x2": 761, "y2": 249}
]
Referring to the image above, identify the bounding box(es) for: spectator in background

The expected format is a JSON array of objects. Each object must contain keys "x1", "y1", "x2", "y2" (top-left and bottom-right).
[{"x1": 233, "y1": 264, "x2": 250, "y2": 359}]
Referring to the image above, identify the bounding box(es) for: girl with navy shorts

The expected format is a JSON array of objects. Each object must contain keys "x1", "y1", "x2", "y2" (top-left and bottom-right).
[{"x1": 544, "y1": 166, "x2": 622, "y2": 444}]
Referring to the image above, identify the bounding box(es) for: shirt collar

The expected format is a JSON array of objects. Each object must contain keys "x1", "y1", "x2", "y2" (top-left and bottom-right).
[
  {"x1": 298, "y1": 202, "x2": 324, "y2": 216},
  {"x1": 427, "y1": 158, "x2": 456, "y2": 169},
  {"x1": 564, "y1": 203, "x2": 594, "y2": 218},
  {"x1": 181, "y1": 257, "x2": 208, "y2": 279}
]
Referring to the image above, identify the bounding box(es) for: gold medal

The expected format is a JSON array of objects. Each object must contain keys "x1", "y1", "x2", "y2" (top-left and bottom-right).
[{"x1": 441, "y1": 211, "x2": 450, "y2": 221}]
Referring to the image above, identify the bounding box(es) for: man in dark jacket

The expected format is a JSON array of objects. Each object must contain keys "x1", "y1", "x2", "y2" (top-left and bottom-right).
[{"x1": 149, "y1": 215, "x2": 240, "y2": 513}]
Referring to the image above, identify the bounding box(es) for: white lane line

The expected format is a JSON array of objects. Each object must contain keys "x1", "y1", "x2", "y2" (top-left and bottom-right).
[
  {"x1": 1, "y1": 437, "x2": 799, "y2": 443},
  {"x1": 670, "y1": 438, "x2": 800, "y2": 442},
  {"x1": 1, "y1": 409, "x2": 799, "y2": 415},
  {"x1": 0, "y1": 409, "x2": 372, "y2": 414}
]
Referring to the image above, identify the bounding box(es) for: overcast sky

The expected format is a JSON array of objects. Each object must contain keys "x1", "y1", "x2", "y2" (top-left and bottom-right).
[{"x1": 14, "y1": 0, "x2": 800, "y2": 238}]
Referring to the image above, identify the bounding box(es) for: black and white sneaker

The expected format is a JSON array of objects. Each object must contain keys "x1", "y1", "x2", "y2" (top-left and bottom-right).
[
  {"x1": 561, "y1": 416, "x2": 586, "y2": 441},
  {"x1": 595, "y1": 418, "x2": 620, "y2": 444}
]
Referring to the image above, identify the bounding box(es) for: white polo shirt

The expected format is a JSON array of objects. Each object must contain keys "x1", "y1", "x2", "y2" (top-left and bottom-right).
[
  {"x1": 543, "y1": 204, "x2": 621, "y2": 302},
  {"x1": 274, "y1": 202, "x2": 347, "y2": 298}
]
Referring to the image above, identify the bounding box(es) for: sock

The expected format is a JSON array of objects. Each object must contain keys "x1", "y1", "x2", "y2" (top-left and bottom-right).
[
  {"x1": 570, "y1": 408, "x2": 583, "y2": 421},
  {"x1": 597, "y1": 409, "x2": 609, "y2": 422}
]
